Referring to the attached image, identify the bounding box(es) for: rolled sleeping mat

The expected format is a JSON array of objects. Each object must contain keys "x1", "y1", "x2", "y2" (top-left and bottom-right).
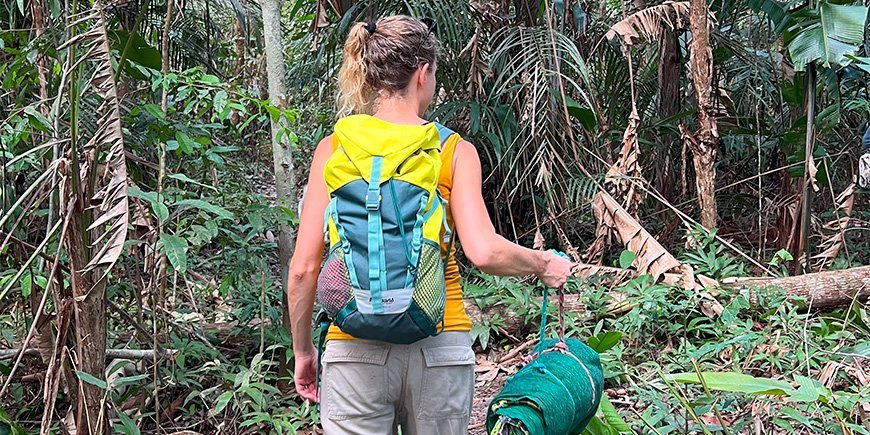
[{"x1": 486, "y1": 338, "x2": 604, "y2": 435}]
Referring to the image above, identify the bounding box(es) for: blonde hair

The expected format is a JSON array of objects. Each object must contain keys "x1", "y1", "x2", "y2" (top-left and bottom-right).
[{"x1": 336, "y1": 16, "x2": 438, "y2": 117}]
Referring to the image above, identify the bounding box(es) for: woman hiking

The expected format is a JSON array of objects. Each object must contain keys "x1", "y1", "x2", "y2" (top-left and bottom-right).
[{"x1": 287, "y1": 15, "x2": 573, "y2": 434}]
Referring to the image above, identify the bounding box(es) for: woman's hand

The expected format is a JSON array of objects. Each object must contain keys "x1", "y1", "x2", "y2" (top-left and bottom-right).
[
  {"x1": 294, "y1": 349, "x2": 320, "y2": 402},
  {"x1": 535, "y1": 250, "x2": 573, "y2": 288}
]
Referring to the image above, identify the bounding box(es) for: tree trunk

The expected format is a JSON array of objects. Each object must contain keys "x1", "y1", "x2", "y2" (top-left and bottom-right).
[
  {"x1": 686, "y1": 0, "x2": 719, "y2": 229},
  {"x1": 262, "y1": 0, "x2": 297, "y2": 388},
  {"x1": 656, "y1": 28, "x2": 680, "y2": 203},
  {"x1": 65, "y1": 200, "x2": 106, "y2": 435}
]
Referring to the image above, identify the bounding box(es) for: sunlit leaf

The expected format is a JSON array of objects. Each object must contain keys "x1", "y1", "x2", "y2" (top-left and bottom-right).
[
  {"x1": 159, "y1": 234, "x2": 189, "y2": 273},
  {"x1": 787, "y1": 1, "x2": 868, "y2": 71}
]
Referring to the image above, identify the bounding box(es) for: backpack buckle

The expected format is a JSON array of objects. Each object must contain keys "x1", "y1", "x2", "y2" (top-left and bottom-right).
[{"x1": 366, "y1": 190, "x2": 380, "y2": 210}]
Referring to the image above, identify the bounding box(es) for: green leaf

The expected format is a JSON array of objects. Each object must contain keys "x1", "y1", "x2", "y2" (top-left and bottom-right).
[
  {"x1": 0, "y1": 407, "x2": 26, "y2": 435},
  {"x1": 175, "y1": 131, "x2": 196, "y2": 155},
  {"x1": 174, "y1": 199, "x2": 234, "y2": 220},
  {"x1": 618, "y1": 250, "x2": 636, "y2": 270},
  {"x1": 598, "y1": 395, "x2": 631, "y2": 432},
  {"x1": 200, "y1": 74, "x2": 221, "y2": 84},
  {"x1": 748, "y1": 0, "x2": 792, "y2": 34},
  {"x1": 587, "y1": 331, "x2": 623, "y2": 353},
  {"x1": 839, "y1": 341, "x2": 870, "y2": 359},
  {"x1": 115, "y1": 411, "x2": 141, "y2": 435},
  {"x1": 787, "y1": 1, "x2": 868, "y2": 71},
  {"x1": 582, "y1": 416, "x2": 619, "y2": 435},
  {"x1": 208, "y1": 146, "x2": 239, "y2": 154},
  {"x1": 214, "y1": 391, "x2": 233, "y2": 414},
  {"x1": 75, "y1": 370, "x2": 108, "y2": 390},
  {"x1": 23, "y1": 106, "x2": 51, "y2": 131},
  {"x1": 780, "y1": 407, "x2": 818, "y2": 430},
  {"x1": 240, "y1": 385, "x2": 265, "y2": 407},
  {"x1": 563, "y1": 93, "x2": 597, "y2": 131},
  {"x1": 789, "y1": 375, "x2": 831, "y2": 403},
  {"x1": 107, "y1": 30, "x2": 161, "y2": 79},
  {"x1": 142, "y1": 103, "x2": 165, "y2": 120},
  {"x1": 128, "y1": 187, "x2": 169, "y2": 221},
  {"x1": 159, "y1": 234, "x2": 189, "y2": 273},
  {"x1": 111, "y1": 373, "x2": 150, "y2": 388},
  {"x1": 20, "y1": 273, "x2": 31, "y2": 298},
  {"x1": 169, "y1": 173, "x2": 218, "y2": 191},
  {"x1": 668, "y1": 372, "x2": 795, "y2": 396},
  {"x1": 213, "y1": 90, "x2": 228, "y2": 115},
  {"x1": 16, "y1": 0, "x2": 24, "y2": 15}
]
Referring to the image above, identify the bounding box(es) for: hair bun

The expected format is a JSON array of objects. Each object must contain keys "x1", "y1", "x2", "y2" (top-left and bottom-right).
[{"x1": 366, "y1": 21, "x2": 377, "y2": 34}]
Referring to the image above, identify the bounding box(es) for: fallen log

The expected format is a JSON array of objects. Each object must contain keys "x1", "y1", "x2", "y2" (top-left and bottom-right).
[
  {"x1": 0, "y1": 348, "x2": 177, "y2": 361},
  {"x1": 730, "y1": 265, "x2": 870, "y2": 310},
  {"x1": 465, "y1": 265, "x2": 870, "y2": 332}
]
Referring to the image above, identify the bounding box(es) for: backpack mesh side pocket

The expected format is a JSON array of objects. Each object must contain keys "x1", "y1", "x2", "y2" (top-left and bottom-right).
[
  {"x1": 412, "y1": 241, "x2": 446, "y2": 327},
  {"x1": 316, "y1": 248, "x2": 354, "y2": 318}
]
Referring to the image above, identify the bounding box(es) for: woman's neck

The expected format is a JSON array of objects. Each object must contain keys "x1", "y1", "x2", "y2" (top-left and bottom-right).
[{"x1": 372, "y1": 97, "x2": 426, "y2": 125}]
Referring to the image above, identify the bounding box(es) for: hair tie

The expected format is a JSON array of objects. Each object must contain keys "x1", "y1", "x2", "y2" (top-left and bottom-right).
[{"x1": 366, "y1": 21, "x2": 377, "y2": 34}]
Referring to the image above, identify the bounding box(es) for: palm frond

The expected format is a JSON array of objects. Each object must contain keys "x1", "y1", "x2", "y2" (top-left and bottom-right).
[
  {"x1": 60, "y1": 0, "x2": 129, "y2": 276},
  {"x1": 605, "y1": 1, "x2": 690, "y2": 46}
]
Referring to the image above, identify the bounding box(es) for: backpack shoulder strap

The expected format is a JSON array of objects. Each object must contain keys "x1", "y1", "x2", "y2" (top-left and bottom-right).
[{"x1": 434, "y1": 122, "x2": 456, "y2": 146}]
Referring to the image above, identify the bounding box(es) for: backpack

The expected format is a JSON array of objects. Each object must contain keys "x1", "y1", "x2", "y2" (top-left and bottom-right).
[{"x1": 315, "y1": 115, "x2": 458, "y2": 344}]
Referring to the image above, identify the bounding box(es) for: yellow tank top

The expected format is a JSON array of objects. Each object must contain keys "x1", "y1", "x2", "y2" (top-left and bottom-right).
[{"x1": 325, "y1": 133, "x2": 472, "y2": 341}]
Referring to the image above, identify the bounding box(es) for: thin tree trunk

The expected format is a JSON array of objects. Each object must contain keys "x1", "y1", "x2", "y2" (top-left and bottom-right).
[
  {"x1": 231, "y1": 13, "x2": 246, "y2": 125},
  {"x1": 262, "y1": 0, "x2": 297, "y2": 388},
  {"x1": 66, "y1": 201, "x2": 106, "y2": 435},
  {"x1": 686, "y1": 0, "x2": 719, "y2": 228},
  {"x1": 656, "y1": 28, "x2": 680, "y2": 203},
  {"x1": 797, "y1": 64, "x2": 817, "y2": 273}
]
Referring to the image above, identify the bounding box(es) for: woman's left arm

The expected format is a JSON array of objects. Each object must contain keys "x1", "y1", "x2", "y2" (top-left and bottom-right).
[{"x1": 287, "y1": 135, "x2": 332, "y2": 401}]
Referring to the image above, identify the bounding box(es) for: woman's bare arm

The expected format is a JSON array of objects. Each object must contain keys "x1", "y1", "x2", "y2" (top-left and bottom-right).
[
  {"x1": 287, "y1": 137, "x2": 332, "y2": 357},
  {"x1": 450, "y1": 140, "x2": 572, "y2": 288}
]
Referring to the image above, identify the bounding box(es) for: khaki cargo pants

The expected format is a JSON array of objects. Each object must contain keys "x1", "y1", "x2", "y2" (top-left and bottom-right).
[{"x1": 320, "y1": 331, "x2": 475, "y2": 435}]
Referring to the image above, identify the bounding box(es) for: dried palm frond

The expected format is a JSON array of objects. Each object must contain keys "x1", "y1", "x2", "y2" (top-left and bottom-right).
[
  {"x1": 603, "y1": 107, "x2": 643, "y2": 216},
  {"x1": 812, "y1": 182, "x2": 855, "y2": 271},
  {"x1": 605, "y1": 1, "x2": 691, "y2": 46},
  {"x1": 59, "y1": 0, "x2": 129, "y2": 281},
  {"x1": 458, "y1": 26, "x2": 492, "y2": 98},
  {"x1": 590, "y1": 191, "x2": 681, "y2": 281}
]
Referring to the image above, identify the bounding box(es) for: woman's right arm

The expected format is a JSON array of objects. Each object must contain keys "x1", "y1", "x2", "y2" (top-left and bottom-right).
[
  {"x1": 450, "y1": 140, "x2": 572, "y2": 288},
  {"x1": 287, "y1": 136, "x2": 332, "y2": 401}
]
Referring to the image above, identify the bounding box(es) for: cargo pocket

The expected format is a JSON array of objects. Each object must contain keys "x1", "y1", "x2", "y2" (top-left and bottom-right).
[
  {"x1": 321, "y1": 341, "x2": 390, "y2": 421},
  {"x1": 418, "y1": 345, "x2": 475, "y2": 420}
]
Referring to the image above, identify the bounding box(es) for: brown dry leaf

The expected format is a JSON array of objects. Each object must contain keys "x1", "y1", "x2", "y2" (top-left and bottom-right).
[
  {"x1": 699, "y1": 292, "x2": 724, "y2": 317},
  {"x1": 604, "y1": 108, "x2": 643, "y2": 217},
  {"x1": 605, "y1": 1, "x2": 690, "y2": 45},
  {"x1": 812, "y1": 182, "x2": 855, "y2": 271},
  {"x1": 59, "y1": 1, "x2": 129, "y2": 280},
  {"x1": 818, "y1": 361, "x2": 841, "y2": 388},
  {"x1": 592, "y1": 191, "x2": 681, "y2": 281},
  {"x1": 807, "y1": 156, "x2": 819, "y2": 192},
  {"x1": 846, "y1": 361, "x2": 868, "y2": 387},
  {"x1": 459, "y1": 27, "x2": 492, "y2": 98},
  {"x1": 533, "y1": 228, "x2": 545, "y2": 250},
  {"x1": 585, "y1": 109, "x2": 644, "y2": 264}
]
